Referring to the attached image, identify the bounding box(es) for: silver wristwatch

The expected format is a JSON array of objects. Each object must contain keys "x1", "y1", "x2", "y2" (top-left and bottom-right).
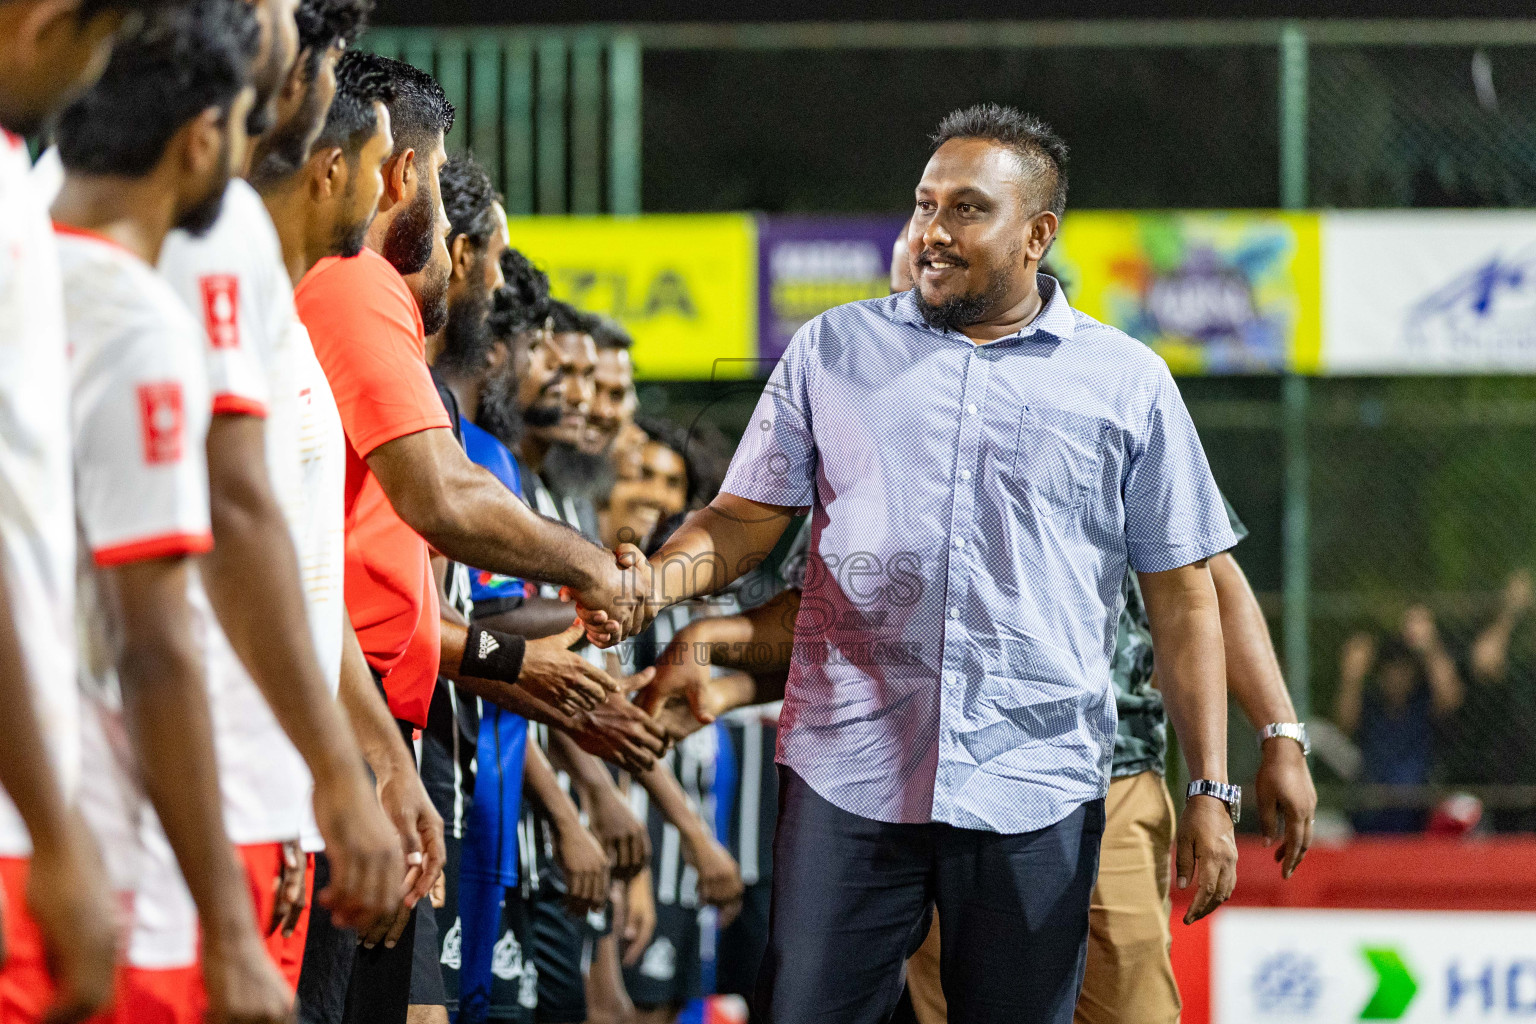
[
  {"x1": 1259, "y1": 721, "x2": 1310, "y2": 756},
  {"x1": 1187, "y1": 780, "x2": 1242, "y2": 824}
]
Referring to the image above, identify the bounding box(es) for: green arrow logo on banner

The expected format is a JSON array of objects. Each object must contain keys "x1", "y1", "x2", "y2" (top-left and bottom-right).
[{"x1": 1360, "y1": 947, "x2": 1419, "y2": 1020}]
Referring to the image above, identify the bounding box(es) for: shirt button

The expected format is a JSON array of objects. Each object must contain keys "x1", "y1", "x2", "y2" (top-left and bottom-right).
[
  {"x1": 960, "y1": 469, "x2": 972, "y2": 481},
  {"x1": 967, "y1": 403, "x2": 978, "y2": 415},
  {"x1": 953, "y1": 537, "x2": 964, "y2": 549},
  {"x1": 948, "y1": 606, "x2": 959, "y2": 619}
]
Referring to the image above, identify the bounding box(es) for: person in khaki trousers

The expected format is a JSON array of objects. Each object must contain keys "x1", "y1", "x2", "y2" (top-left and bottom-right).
[{"x1": 905, "y1": 506, "x2": 1317, "y2": 1024}]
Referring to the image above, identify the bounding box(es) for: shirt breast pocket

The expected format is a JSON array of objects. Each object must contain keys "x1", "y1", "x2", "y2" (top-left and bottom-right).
[{"x1": 1013, "y1": 405, "x2": 1106, "y2": 516}]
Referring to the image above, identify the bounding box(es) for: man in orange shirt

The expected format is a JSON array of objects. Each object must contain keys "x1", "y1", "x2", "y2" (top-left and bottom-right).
[{"x1": 295, "y1": 53, "x2": 662, "y2": 1024}]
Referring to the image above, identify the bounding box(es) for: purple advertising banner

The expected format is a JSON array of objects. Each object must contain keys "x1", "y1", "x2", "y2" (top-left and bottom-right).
[{"x1": 757, "y1": 215, "x2": 912, "y2": 363}]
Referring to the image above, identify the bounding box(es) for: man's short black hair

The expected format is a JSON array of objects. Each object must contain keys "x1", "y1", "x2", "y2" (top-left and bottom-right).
[
  {"x1": 440, "y1": 153, "x2": 502, "y2": 251},
  {"x1": 546, "y1": 299, "x2": 595, "y2": 337},
  {"x1": 489, "y1": 248, "x2": 550, "y2": 339},
  {"x1": 588, "y1": 315, "x2": 632, "y2": 351},
  {"x1": 294, "y1": 0, "x2": 371, "y2": 80},
  {"x1": 56, "y1": 0, "x2": 258, "y2": 176},
  {"x1": 343, "y1": 52, "x2": 452, "y2": 162},
  {"x1": 313, "y1": 46, "x2": 394, "y2": 156},
  {"x1": 932, "y1": 103, "x2": 1069, "y2": 219}
]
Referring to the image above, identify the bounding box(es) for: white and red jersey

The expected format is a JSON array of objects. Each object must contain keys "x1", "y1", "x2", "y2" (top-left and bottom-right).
[
  {"x1": 293, "y1": 329, "x2": 346, "y2": 850},
  {"x1": 0, "y1": 135, "x2": 80, "y2": 859},
  {"x1": 58, "y1": 223, "x2": 214, "y2": 907},
  {"x1": 158, "y1": 180, "x2": 314, "y2": 846}
]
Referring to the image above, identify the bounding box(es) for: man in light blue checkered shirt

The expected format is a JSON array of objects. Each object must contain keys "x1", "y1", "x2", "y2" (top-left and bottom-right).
[{"x1": 585, "y1": 105, "x2": 1238, "y2": 1024}]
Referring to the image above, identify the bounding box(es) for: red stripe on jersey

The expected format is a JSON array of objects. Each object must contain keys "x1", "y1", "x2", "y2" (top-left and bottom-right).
[
  {"x1": 93, "y1": 531, "x2": 213, "y2": 567},
  {"x1": 212, "y1": 393, "x2": 268, "y2": 418},
  {"x1": 51, "y1": 221, "x2": 140, "y2": 259}
]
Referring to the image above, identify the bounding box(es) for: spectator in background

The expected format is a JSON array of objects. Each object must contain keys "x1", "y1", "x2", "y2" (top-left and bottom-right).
[
  {"x1": 1451, "y1": 569, "x2": 1536, "y2": 831},
  {"x1": 1336, "y1": 604, "x2": 1464, "y2": 833}
]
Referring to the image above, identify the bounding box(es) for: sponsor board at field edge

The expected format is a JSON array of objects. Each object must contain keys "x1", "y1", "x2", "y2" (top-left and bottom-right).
[
  {"x1": 504, "y1": 214, "x2": 757, "y2": 381},
  {"x1": 1320, "y1": 212, "x2": 1536, "y2": 374},
  {"x1": 1211, "y1": 909, "x2": 1536, "y2": 1022},
  {"x1": 757, "y1": 216, "x2": 911, "y2": 362},
  {"x1": 1051, "y1": 211, "x2": 1321, "y2": 374}
]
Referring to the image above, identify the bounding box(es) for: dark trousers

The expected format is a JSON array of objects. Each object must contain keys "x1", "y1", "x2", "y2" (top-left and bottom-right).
[
  {"x1": 756, "y1": 768, "x2": 1105, "y2": 1024},
  {"x1": 295, "y1": 713, "x2": 431, "y2": 1024}
]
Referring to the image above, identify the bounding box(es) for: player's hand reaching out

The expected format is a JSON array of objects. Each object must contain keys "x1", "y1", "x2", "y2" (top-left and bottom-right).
[
  {"x1": 637, "y1": 624, "x2": 714, "y2": 725},
  {"x1": 571, "y1": 544, "x2": 662, "y2": 648},
  {"x1": 568, "y1": 682, "x2": 668, "y2": 775},
  {"x1": 519, "y1": 619, "x2": 620, "y2": 715}
]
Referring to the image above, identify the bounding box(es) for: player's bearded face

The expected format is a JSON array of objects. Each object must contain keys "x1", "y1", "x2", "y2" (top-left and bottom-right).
[{"x1": 381, "y1": 175, "x2": 436, "y2": 276}]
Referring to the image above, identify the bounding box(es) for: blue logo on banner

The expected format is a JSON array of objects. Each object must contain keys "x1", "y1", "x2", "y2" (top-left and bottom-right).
[{"x1": 1253, "y1": 951, "x2": 1323, "y2": 1015}]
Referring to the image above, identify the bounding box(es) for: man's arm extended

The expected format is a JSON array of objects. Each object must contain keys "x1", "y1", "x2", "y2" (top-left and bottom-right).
[
  {"x1": 107, "y1": 557, "x2": 290, "y2": 1024},
  {"x1": 633, "y1": 494, "x2": 799, "y2": 608},
  {"x1": 1137, "y1": 559, "x2": 1237, "y2": 925},
  {"x1": 637, "y1": 587, "x2": 799, "y2": 725},
  {"x1": 521, "y1": 739, "x2": 610, "y2": 912},
  {"x1": 437, "y1": 615, "x2": 666, "y2": 773},
  {"x1": 0, "y1": 554, "x2": 115, "y2": 1022},
  {"x1": 1209, "y1": 552, "x2": 1315, "y2": 878},
  {"x1": 545, "y1": 730, "x2": 650, "y2": 880},
  {"x1": 367, "y1": 427, "x2": 626, "y2": 619},
  {"x1": 201, "y1": 414, "x2": 399, "y2": 928},
  {"x1": 634, "y1": 762, "x2": 742, "y2": 918}
]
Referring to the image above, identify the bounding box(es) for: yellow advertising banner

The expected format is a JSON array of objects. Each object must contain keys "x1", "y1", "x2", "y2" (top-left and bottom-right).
[
  {"x1": 1051, "y1": 211, "x2": 1322, "y2": 374},
  {"x1": 505, "y1": 214, "x2": 758, "y2": 380}
]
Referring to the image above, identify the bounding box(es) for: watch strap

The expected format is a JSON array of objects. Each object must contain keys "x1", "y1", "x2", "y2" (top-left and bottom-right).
[{"x1": 1260, "y1": 721, "x2": 1310, "y2": 756}]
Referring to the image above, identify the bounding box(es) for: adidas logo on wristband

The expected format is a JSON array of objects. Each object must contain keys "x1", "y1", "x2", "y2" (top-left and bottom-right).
[{"x1": 479, "y1": 630, "x2": 500, "y2": 659}]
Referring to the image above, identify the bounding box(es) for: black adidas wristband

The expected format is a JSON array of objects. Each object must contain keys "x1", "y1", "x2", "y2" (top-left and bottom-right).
[{"x1": 461, "y1": 624, "x2": 526, "y2": 684}]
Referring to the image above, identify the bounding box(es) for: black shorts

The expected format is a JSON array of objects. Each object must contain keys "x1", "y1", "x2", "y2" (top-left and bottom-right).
[
  {"x1": 410, "y1": 896, "x2": 448, "y2": 1006},
  {"x1": 714, "y1": 878, "x2": 772, "y2": 1002},
  {"x1": 621, "y1": 901, "x2": 701, "y2": 1010},
  {"x1": 486, "y1": 888, "x2": 538, "y2": 1023},
  {"x1": 528, "y1": 887, "x2": 588, "y2": 1024}
]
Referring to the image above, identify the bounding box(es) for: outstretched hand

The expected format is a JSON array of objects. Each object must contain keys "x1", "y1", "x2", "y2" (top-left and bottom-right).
[{"x1": 570, "y1": 544, "x2": 662, "y2": 648}]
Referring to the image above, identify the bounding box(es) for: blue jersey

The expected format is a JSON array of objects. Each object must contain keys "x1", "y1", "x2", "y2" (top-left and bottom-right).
[
  {"x1": 460, "y1": 419, "x2": 530, "y2": 887},
  {"x1": 462, "y1": 420, "x2": 527, "y2": 606}
]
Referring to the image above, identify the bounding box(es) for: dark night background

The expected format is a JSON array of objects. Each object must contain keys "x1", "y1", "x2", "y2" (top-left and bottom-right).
[{"x1": 373, "y1": 0, "x2": 1533, "y2": 26}]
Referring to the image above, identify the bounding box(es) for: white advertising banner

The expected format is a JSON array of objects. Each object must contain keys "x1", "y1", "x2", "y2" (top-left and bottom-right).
[
  {"x1": 1213, "y1": 908, "x2": 1536, "y2": 1023},
  {"x1": 1321, "y1": 212, "x2": 1536, "y2": 373}
]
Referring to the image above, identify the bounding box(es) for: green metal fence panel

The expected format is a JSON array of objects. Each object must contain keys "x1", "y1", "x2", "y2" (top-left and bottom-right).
[
  {"x1": 608, "y1": 34, "x2": 642, "y2": 215},
  {"x1": 536, "y1": 36, "x2": 567, "y2": 214},
  {"x1": 504, "y1": 37, "x2": 535, "y2": 215}
]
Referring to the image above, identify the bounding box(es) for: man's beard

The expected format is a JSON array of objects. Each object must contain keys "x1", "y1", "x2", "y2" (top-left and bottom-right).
[
  {"x1": 477, "y1": 367, "x2": 526, "y2": 451},
  {"x1": 911, "y1": 242, "x2": 1022, "y2": 332},
  {"x1": 439, "y1": 272, "x2": 493, "y2": 370},
  {"x1": 381, "y1": 183, "x2": 435, "y2": 276},
  {"x1": 330, "y1": 205, "x2": 370, "y2": 258},
  {"x1": 176, "y1": 135, "x2": 233, "y2": 237},
  {"x1": 418, "y1": 255, "x2": 450, "y2": 337},
  {"x1": 541, "y1": 440, "x2": 616, "y2": 504}
]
